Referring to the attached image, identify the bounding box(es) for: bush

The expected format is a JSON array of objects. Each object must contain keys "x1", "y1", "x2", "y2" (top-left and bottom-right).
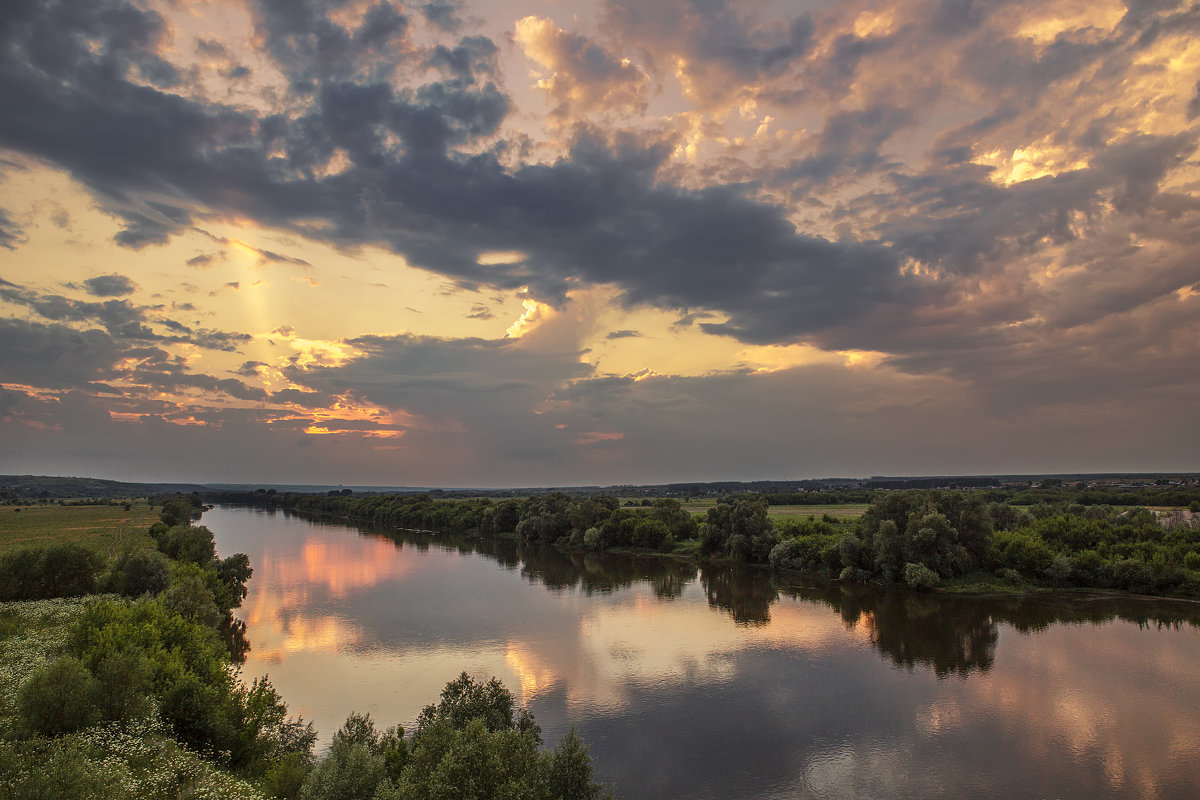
[
  {"x1": 159, "y1": 525, "x2": 217, "y2": 565},
  {"x1": 632, "y1": 519, "x2": 670, "y2": 550},
  {"x1": 109, "y1": 550, "x2": 171, "y2": 597},
  {"x1": 89, "y1": 648, "x2": 154, "y2": 723},
  {"x1": 0, "y1": 544, "x2": 101, "y2": 601},
  {"x1": 991, "y1": 531, "x2": 1054, "y2": 577},
  {"x1": 18, "y1": 656, "x2": 99, "y2": 736},
  {"x1": 162, "y1": 565, "x2": 223, "y2": 628},
  {"x1": 769, "y1": 536, "x2": 837, "y2": 574},
  {"x1": 904, "y1": 563, "x2": 940, "y2": 590}
]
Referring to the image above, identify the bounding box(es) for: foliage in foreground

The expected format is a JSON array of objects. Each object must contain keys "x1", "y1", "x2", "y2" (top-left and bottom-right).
[{"x1": 299, "y1": 673, "x2": 611, "y2": 800}]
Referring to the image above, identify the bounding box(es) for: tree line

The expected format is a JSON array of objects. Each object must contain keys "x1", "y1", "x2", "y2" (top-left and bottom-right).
[{"x1": 213, "y1": 486, "x2": 1200, "y2": 599}]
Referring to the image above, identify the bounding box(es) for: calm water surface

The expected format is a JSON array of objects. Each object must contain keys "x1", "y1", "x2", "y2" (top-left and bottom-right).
[{"x1": 208, "y1": 505, "x2": 1200, "y2": 800}]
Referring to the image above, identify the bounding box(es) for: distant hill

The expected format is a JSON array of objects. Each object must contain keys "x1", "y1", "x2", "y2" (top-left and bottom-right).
[
  {"x1": 0, "y1": 475, "x2": 208, "y2": 499},
  {"x1": 4, "y1": 472, "x2": 1196, "y2": 502}
]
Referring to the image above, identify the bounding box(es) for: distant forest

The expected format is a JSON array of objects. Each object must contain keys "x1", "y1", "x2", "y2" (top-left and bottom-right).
[{"x1": 207, "y1": 481, "x2": 1200, "y2": 600}]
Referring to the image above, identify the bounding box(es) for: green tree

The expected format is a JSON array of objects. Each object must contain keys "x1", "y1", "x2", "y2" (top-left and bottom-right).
[
  {"x1": 703, "y1": 495, "x2": 775, "y2": 561},
  {"x1": 163, "y1": 564, "x2": 223, "y2": 628},
  {"x1": 109, "y1": 549, "x2": 172, "y2": 596},
  {"x1": 18, "y1": 656, "x2": 99, "y2": 736}
]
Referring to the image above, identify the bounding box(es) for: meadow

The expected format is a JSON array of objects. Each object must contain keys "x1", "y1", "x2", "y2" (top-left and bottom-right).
[
  {"x1": 679, "y1": 499, "x2": 869, "y2": 518},
  {"x1": 0, "y1": 502, "x2": 158, "y2": 555}
]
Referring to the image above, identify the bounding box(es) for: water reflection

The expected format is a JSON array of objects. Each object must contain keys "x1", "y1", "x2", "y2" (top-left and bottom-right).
[{"x1": 209, "y1": 506, "x2": 1200, "y2": 800}]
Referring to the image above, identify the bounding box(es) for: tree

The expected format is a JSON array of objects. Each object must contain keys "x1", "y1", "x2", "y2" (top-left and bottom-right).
[
  {"x1": 651, "y1": 498, "x2": 698, "y2": 540},
  {"x1": 110, "y1": 549, "x2": 171, "y2": 596},
  {"x1": 298, "y1": 713, "x2": 392, "y2": 800},
  {"x1": 702, "y1": 495, "x2": 775, "y2": 561},
  {"x1": 18, "y1": 656, "x2": 98, "y2": 736},
  {"x1": 415, "y1": 673, "x2": 532, "y2": 737},
  {"x1": 632, "y1": 518, "x2": 670, "y2": 550},
  {"x1": 162, "y1": 565, "x2": 223, "y2": 628},
  {"x1": 159, "y1": 524, "x2": 217, "y2": 565}
]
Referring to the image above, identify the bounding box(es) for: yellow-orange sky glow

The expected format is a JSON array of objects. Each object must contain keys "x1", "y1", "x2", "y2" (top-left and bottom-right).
[{"x1": 1, "y1": 0, "x2": 1197, "y2": 486}]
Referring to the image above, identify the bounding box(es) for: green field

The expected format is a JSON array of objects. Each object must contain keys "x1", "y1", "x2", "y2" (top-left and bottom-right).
[
  {"x1": 679, "y1": 499, "x2": 869, "y2": 518},
  {"x1": 766, "y1": 504, "x2": 869, "y2": 518},
  {"x1": 0, "y1": 502, "x2": 158, "y2": 555}
]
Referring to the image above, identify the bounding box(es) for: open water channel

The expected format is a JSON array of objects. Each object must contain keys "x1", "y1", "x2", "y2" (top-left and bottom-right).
[{"x1": 207, "y1": 505, "x2": 1200, "y2": 799}]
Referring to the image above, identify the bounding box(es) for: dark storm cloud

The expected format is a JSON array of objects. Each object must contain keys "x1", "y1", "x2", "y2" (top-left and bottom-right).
[
  {"x1": 0, "y1": 0, "x2": 917, "y2": 351},
  {"x1": 128, "y1": 366, "x2": 269, "y2": 402},
  {"x1": 249, "y1": 0, "x2": 413, "y2": 89},
  {"x1": 425, "y1": 35, "x2": 498, "y2": 86},
  {"x1": 0, "y1": 318, "x2": 126, "y2": 389},
  {"x1": 606, "y1": 330, "x2": 640, "y2": 340},
  {"x1": 466, "y1": 304, "x2": 494, "y2": 320},
  {"x1": 82, "y1": 274, "x2": 138, "y2": 297},
  {"x1": 270, "y1": 388, "x2": 334, "y2": 408},
  {"x1": 1, "y1": 0, "x2": 1196, "y2": 397}
]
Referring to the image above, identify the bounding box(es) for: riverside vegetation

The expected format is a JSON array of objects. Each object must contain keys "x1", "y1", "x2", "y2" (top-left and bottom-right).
[
  {"x1": 211, "y1": 484, "x2": 1200, "y2": 599},
  {"x1": 0, "y1": 497, "x2": 611, "y2": 800}
]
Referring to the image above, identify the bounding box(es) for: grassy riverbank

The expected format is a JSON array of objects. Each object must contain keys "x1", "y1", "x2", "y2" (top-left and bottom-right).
[{"x1": 0, "y1": 501, "x2": 613, "y2": 800}]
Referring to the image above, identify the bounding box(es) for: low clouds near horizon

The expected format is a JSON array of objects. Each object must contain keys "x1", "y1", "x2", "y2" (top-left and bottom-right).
[{"x1": 0, "y1": 0, "x2": 1197, "y2": 485}]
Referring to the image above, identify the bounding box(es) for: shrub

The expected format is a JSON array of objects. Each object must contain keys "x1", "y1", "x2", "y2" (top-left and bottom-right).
[
  {"x1": 18, "y1": 656, "x2": 99, "y2": 736},
  {"x1": 904, "y1": 562, "x2": 940, "y2": 590},
  {"x1": 632, "y1": 518, "x2": 670, "y2": 550},
  {"x1": 992, "y1": 531, "x2": 1054, "y2": 577},
  {"x1": 0, "y1": 544, "x2": 101, "y2": 601},
  {"x1": 110, "y1": 550, "x2": 171, "y2": 597}
]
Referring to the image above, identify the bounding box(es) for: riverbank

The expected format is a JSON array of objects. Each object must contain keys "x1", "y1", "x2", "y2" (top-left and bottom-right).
[{"x1": 224, "y1": 492, "x2": 1200, "y2": 603}]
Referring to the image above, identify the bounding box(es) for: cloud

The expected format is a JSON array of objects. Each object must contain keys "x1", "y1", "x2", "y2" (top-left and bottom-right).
[
  {"x1": 248, "y1": 0, "x2": 415, "y2": 89},
  {"x1": 2, "y1": 0, "x2": 1199, "y2": 483},
  {"x1": 0, "y1": 319, "x2": 127, "y2": 389},
  {"x1": 515, "y1": 16, "x2": 650, "y2": 117},
  {"x1": 186, "y1": 252, "x2": 224, "y2": 268},
  {"x1": 605, "y1": 329, "x2": 640, "y2": 340},
  {"x1": 599, "y1": 0, "x2": 814, "y2": 109},
  {"x1": 83, "y1": 274, "x2": 138, "y2": 297},
  {"x1": 0, "y1": 279, "x2": 250, "y2": 351},
  {"x1": 0, "y1": 208, "x2": 24, "y2": 249},
  {"x1": 420, "y1": 2, "x2": 465, "y2": 33}
]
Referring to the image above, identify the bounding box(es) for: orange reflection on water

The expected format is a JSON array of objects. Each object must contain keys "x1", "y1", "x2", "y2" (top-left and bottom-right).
[
  {"x1": 241, "y1": 534, "x2": 415, "y2": 662},
  {"x1": 505, "y1": 642, "x2": 559, "y2": 704},
  {"x1": 293, "y1": 537, "x2": 413, "y2": 599}
]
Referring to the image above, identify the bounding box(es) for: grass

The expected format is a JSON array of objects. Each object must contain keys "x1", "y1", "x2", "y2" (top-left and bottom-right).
[
  {"x1": 0, "y1": 503, "x2": 159, "y2": 556},
  {"x1": 679, "y1": 499, "x2": 869, "y2": 519},
  {"x1": 767, "y1": 504, "x2": 869, "y2": 518}
]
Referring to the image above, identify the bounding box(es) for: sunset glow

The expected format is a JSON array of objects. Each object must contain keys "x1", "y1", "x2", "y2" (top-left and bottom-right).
[{"x1": 1, "y1": 0, "x2": 1197, "y2": 486}]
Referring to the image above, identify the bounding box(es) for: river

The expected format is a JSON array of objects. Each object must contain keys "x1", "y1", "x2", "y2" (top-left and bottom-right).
[{"x1": 207, "y1": 505, "x2": 1200, "y2": 799}]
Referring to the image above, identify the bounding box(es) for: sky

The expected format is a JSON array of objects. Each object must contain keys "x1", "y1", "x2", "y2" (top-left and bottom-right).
[{"x1": 0, "y1": 0, "x2": 1198, "y2": 487}]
